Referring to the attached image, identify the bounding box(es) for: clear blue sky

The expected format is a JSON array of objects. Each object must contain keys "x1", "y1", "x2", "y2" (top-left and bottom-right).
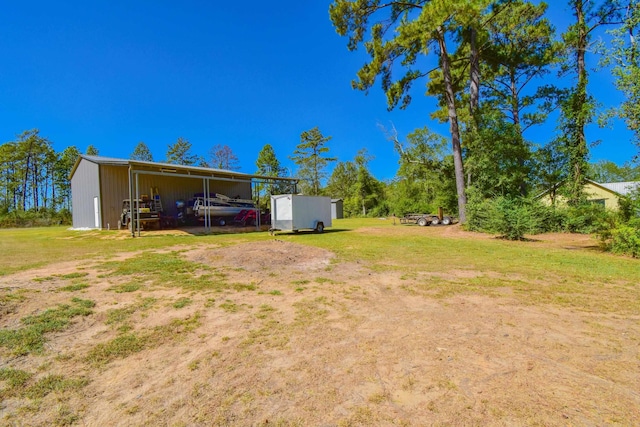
[{"x1": 1, "y1": 1, "x2": 636, "y2": 181}]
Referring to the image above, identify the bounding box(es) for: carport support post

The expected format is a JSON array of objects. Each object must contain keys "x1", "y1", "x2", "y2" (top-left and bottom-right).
[
  {"x1": 202, "y1": 178, "x2": 209, "y2": 233},
  {"x1": 135, "y1": 172, "x2": 141, "y2": 237},
  {"x1": 253, "y1": 180, "x2": 260, "y2": 230},
  {"x1": 129, "y1": 166, "x2": 134, "y2": 237}
]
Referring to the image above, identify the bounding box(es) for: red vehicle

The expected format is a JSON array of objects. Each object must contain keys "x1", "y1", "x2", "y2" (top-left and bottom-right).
[{"x1": 233, "y1": 209, "x2": 270, "y2": 226}]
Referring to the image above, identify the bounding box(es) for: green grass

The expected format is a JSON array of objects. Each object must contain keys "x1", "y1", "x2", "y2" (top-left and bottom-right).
[
  {"x1": 0, "y1": 227, "x2": 171, "y2": 276},
  {"x1": 58, "y1": 272, "x2": 89, "y2": 280},
  {"x1": 0, "y1": 291, "x2": 28, "y2": 305},
  {"x1": 0, "y1": 298, "x2": 95, "y2": 356},
  {"x1": 0, "y1": 368, "x2": 88, "y2": 401},
  {"x1": 107, "y1": 283, "x2": 142, "y2": 293},
  {"x1": 2, "y1": 220, "x2": 639, "y2": 315},
  {"x1": 173, "y1": 297, "x2": 192, "y2": 308},
  {"x1": 0, "y1": 368, "x2": 32, "y2": 398},
  {"x1": 24, "y1": 374, "x2": 89, "y2": 399},
  {"x1": 86, "y1": 313, "x2": 201, "y2": 366},
  {"x1": 220, "y1": 300, "x2": 239, "y2": 313},
  {"x1": 105, "y1": 298, "x2": 157, "y2": 326},
  {"x1": 58, "y1": 283, "x2": 90, "y2": 292}
]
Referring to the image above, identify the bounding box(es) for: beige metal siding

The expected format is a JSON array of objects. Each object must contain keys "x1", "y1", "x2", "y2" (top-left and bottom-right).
[
  {"x1": 71, "y1": 159, "x2": 101, "y2": 228},
  {"x1": 99, "y1": 165, "x2": 130, "y2": 229},
  {"x1": 95, "y1": 165, "x2": 253, "y2": 226}
]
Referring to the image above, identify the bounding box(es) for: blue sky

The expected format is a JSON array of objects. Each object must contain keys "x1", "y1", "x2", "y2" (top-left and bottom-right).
[{"x1": 1, "y1": 1, "x2": 636, "y2": 181}]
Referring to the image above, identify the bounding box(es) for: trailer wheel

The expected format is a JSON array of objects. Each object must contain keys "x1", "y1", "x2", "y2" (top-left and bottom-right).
[
  {"x1": 316, "y1": 222, "x2": 324, "y2": 233},
  {"x1": 430, "y1": 216, "x2": 440, "y2": 225},
  {"x1": 441, "y1": 216, "x2": 452, "y2": 225},
  {"x1": 417, "y1": 217, "x2": 428, "y2": 227}
]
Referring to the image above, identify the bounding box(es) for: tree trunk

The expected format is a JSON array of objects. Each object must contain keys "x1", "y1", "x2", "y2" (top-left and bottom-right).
[
  {"x1": 469, "y1": 27, "x2": 480, "y2": 114},
  {"x1": 569, "y1": 0, "x2": 589, "y2": 205},
  {"x1": 22, "y1": 154, "x2": 30, "y2": 211},
  {"x1": 467, "y1": 27, "x2": 480, "y2": 191},
  {"x1": 437, "y1": 27, "x2": 467, "y2": 223},
  {"x1": 510, "y1": 71, "x2": 527, "y2": 196}
]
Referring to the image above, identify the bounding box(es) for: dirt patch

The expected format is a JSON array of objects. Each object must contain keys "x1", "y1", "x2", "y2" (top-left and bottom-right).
[
  {"x1": 1, "y1": 232, "x2": 638, "y2": 426},
  {"x1": 186, "y1": 240, "x2": 334, "y2": 273}
]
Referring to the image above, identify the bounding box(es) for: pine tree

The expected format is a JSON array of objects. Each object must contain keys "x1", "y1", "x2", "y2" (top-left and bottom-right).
[
  {"x1": 290, "y1": 127, "x2": 336, "y2": 196},
  {"x1": 561, "y1": 0, "x2": 626, "y2": 205},
  {"x1": 166, "y1": 137, "x2": 198, "y2": 165},
  {"x1": 130, "y1": 142, "x2": 154, "y2": 161},
  {"x1": 330, "y1": 0, "x2": 502, "y2": 223},
  {"x1": 86, "y1": 145, "x2": 99, "y2": 156}
]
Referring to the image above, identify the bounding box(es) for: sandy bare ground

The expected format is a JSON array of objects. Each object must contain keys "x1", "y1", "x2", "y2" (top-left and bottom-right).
[{"x1": 1, "y1": 226, "x2": 638, "y2": 426}]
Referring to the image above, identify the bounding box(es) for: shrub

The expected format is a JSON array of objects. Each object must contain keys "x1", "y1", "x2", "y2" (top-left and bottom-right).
[
  {"x1": 0, "y1": 208, "x2": 72, "y2": 228},
  {"x1": 466, "y1": 195, "x2": 543, "y2": 240},
  {"x1": 609, "y1": 225, "x2": 640, "y2": 257},
  {"x1": 464, "y1": 188, "x2": 498, "y2": 233},
  {"x1": 564, "y1": 203, "x2": 611, "y2": 234}
]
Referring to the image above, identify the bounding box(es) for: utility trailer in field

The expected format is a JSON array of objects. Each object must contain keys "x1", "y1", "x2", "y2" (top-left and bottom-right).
[
  {"x1": 270, "y1": 194, "x2": 332, "y2": 234},
  {"x1": 399, "y1": 213, "x2": 453, "y2": 226}
]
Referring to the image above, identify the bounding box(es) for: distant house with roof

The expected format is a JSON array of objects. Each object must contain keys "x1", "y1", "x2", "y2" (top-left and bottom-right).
[{"x1": 538, "y1": 179, "x2": 640, "y2": 210}]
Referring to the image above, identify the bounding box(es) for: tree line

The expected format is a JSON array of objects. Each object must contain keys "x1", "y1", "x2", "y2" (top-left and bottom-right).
[
  {"x1": 3, "y1": 122, "x2": 638, "y2": 225},
  {"x1": 329, "y1": 0, "x2": 640, "y2": 222},
  {"x1": 2, "y1": 0, "x2": 640, "y2": 253}
]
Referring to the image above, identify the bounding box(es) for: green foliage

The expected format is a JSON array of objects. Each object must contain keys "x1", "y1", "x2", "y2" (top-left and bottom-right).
[
  {"x1": 0, "y1": 129, "x2": 65, "y2": 214},
  {"x1": 559, "y1": 0, "x2": 624, "y2": 205},
  {"x1": 0, "y1": 208, "x2": 72, "y2": 227},
  {"x1": 609, "y1": 224, "x2": 640, "y2": 257},
  {"x1": 0, "y1": 298, "x2": 95, "y2": 355},
  {"x1": 85, "y1": 145, "x2": 99, "y2": 156},
  {"x1": 564, "y1": 203, "x2": 611, "y2": 234},
  {"x1": 325, "y1": 149, "x2": 385, "y2": 217},
  {"x1": 466, "y1": 194, "x2": 542, "y2": 240},
  {"x1": 531, "y1": 140, "x2": 568, "y2": 198},
  {"x1": 604, "y1": 0, "x2": 640, "y2": 151},
  {"x1": 130, "y1": 141, "x2": 154, "y2": 161},
  {"x1": 481, "y1": 0, "x2": 562, "y2": 130},
  {"x1": 387, "y1": 127, "x2": 457, "y2": 217},
  {"x1": 166, "y1": 137, "x2": 198, "y2": 165},
  {"x1": 255, "y1": 144, "x2": 290, "y2": 208},
  {"x1": 329, "y1": 0, "x2": 488, "y2": 222},
  {"x1": 290, "y1": 127, "x2": 336, "y2": 195},
  {"x1": 465, "y1": 112, "x2": 531, "y2": 198},
  {"x1": 588, "y1": 160, "x2": 640, "y2": 182}
]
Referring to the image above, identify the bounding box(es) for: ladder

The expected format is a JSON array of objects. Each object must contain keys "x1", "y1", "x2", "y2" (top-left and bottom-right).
[
  {"x1": 154, "y1": 195, "x2": 163, "y2": 212},
  {"x1": 150, "y1": 187, "x2": 163, "y2": 212}
]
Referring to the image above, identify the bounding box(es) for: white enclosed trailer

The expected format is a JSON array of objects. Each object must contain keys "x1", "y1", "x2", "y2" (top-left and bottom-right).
[{"x1": 270, "y1": 194, "x2": 332, "y2": 233}]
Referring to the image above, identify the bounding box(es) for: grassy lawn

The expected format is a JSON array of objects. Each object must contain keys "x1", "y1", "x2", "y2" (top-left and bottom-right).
[
  {"x1": 3, "y1": 220, "x2": 638, "y2": 313},
  {"x1": 3, "y1": 219, "x2": 639, "y2": 284},
  {"x1": 1, "y1": 219, "x2": 639, "y2": 425}
]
